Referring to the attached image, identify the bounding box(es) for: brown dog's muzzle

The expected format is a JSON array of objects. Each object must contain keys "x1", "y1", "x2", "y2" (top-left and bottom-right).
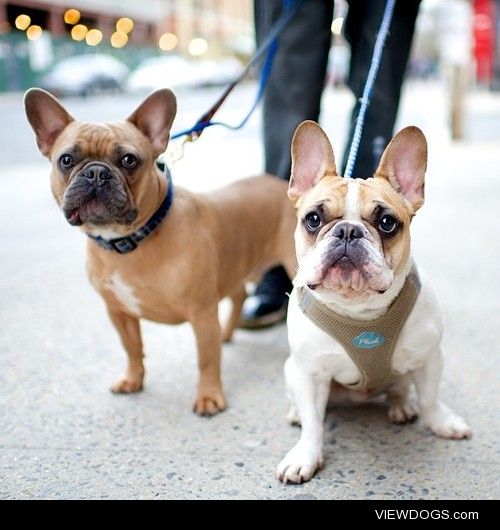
[{"x1": 62, "y1": 162, "x2": 138, "y2": 226}]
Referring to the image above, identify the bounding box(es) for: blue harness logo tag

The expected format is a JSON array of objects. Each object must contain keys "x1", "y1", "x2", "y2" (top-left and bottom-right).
[{"x1": 352, "y1": 331, "x2": 385, "y2": 349}]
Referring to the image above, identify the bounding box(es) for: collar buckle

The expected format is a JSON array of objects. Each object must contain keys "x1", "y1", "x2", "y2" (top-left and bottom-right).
[{"x1": 110, "y1": 236, "x2": 137, "y2": 254}]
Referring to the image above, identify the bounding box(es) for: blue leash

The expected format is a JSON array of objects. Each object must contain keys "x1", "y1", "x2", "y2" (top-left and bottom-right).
[
  {"x1": 170, "y1": 0, "x2": 395, "y2": 180},
  {"x1": 344, "y1": 0, "x2": 396, "y2": 178},
  {"x1": 170, "y1": 0, "x2": 303, "y2": 142}
]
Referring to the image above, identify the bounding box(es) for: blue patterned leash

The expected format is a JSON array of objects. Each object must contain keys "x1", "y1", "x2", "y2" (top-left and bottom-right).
[{"x1": 343, "y1": 0, "x2": 396, "y2": 179}]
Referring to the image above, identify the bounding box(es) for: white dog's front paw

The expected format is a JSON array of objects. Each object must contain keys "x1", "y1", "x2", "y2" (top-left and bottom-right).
[
  {"x1": 276, "y1": 444, "x2": 323, "y2": 484},
  {"x1": 388, "y1": 398, "x2": 420, "y2": 424},
  {"x1": 423, "y1": 405, "x2": 472, "y2": 439}
]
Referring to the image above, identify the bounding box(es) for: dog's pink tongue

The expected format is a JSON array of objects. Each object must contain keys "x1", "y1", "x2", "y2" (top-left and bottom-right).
[{"x1": 68, "y1": 209, "x2": 82, "y2": 226}]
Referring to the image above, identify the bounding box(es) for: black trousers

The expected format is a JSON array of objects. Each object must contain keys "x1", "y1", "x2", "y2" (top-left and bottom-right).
[{"x1": 254, "y1": 0, "x2": 421, "y2": 179}]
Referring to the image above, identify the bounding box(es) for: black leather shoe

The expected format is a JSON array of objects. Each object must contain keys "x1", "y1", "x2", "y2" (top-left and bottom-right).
[
  {"x1": 239, "y1": 266, "x2": 292, "y2": 329},
  {"x1": 239, "y1": 293, "x2": 289, "y2": 329}
]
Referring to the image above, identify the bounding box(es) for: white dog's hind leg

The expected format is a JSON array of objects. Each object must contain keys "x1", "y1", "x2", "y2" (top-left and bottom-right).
[
  {"x1": 277, "y1": 357, "x2": 330, "y2": 484},
  {"x1": 286, "y1": 404, "x2": 301, "y2": 426},
  {"x1": 387, "y1": 374, "x2": 420, "y2": 424},
  {"x1": 412, "y1": 349, "x2": 472, "y2": 439}
]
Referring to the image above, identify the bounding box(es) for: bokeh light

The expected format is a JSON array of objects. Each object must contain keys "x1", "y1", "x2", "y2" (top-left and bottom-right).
[
  {"x1": 26, "y1": 25, "x2": 42, "y2": 41},
  {"x1": 158, "y1": 32, "x2": 178, "y2": 51},
  {"x1": 64, "y1": 9, "x2": 81, "y2": 25},
  {"x1": 15, "y1": 14, "x2": 31, "y2": 31},
  {"x1": 85, "y1": 29, "x2": 103, "y2": 46},
  {"x1": 116, "y1": 17, "x2": 134, "y2": 34},
  {"x1": 188, "y1": 37, "x2": 208, "y2": 57},
  {"x1": 111, "y1": 31, "x2": 128, "y2": 48},
  {"x1": 71, "y1": 24, "x2": 88, "y2": 41},
  {"x1": 331, "y1": 17, "x2": 344, "y2": 36}
]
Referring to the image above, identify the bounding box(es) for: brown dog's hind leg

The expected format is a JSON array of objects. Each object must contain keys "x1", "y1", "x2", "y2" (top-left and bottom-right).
[
  {"x1": 191, "y1": 307, "x2": 227, "y2": 416},
  {"x1": 221, "y1": 285, "x2": 247, "y2": 343},
  {"x1": 107, "y1": 309, "x2": 145, "y2": 393}
]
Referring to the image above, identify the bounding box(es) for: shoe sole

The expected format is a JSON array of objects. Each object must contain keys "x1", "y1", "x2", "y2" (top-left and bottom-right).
[{"x1": 238, "y1": 305, "x2": 288, "y2": 330}]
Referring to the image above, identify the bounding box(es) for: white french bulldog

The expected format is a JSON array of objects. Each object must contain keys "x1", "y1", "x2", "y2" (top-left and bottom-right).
[{"x1": 277, "y1": 121, "x2": 472, "y2": 484}]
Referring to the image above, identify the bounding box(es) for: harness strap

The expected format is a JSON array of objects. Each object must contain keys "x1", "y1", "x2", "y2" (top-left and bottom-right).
[{"x1": 297, "y1": 265, "x2": 421, "y2": 391}]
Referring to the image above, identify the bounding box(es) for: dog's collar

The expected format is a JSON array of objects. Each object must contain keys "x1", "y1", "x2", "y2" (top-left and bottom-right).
[{"x1": 87, "y1": 166, "x2": 174, "y2": 254}]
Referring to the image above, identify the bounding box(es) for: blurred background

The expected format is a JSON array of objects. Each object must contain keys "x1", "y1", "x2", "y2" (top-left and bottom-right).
[
  {"x1": 0, "y1": 0, "x2": 498, "y2": 92},
  {"x1": 0, "y1": 0, "x2": 498, "y2": 138}
]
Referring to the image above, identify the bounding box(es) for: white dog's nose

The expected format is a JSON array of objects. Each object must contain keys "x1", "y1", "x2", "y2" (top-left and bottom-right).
[{"x1": 332, "y1": 221, "x2": 364, "y2": 242}]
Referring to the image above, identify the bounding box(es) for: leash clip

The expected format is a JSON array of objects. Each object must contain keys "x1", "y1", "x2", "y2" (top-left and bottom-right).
[{"x1": 163, "y1": 135, "x2": 196, "y2": 165}]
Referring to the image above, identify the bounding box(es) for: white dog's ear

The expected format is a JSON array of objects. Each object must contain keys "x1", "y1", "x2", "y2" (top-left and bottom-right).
[
  {"x1": 289, "y1": 121, "x2": 337, "y2": 203},
  {"x1": 127, "y1": 89, "x2": 177, "y2": 156},
  {"x1": 24, "y1": 88, "x2": 74, "y2": 156},
  {"x1": 375, "y1": 126, "x2": 427, "y2": 212}
]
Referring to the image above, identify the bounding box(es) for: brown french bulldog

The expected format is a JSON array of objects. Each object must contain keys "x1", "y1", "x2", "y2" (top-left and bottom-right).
[{"x1": 24, "y1": 88, "x2": 297, "y2": 415}]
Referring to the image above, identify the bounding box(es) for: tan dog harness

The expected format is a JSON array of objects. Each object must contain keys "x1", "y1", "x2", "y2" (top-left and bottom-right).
[{"x1": 297, "y1": 266, "x2": 421, "y2": 392}]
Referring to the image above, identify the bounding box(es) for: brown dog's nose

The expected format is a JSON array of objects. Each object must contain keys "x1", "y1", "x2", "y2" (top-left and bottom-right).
[
  {"x1": 332, "y1": 222, "x2": 363, "y2": 242},
  {"x1": 84, "y1": 164, "x2": 112, "y2": 185}
]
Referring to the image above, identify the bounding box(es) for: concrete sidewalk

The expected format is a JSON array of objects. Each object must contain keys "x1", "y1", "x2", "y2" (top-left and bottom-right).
[{"x1": 0, "y1": 82, "x2": 499, "y2": 499}]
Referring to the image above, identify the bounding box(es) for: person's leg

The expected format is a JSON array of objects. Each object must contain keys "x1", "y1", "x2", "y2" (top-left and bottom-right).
[
  {"x1": 241, "y1": 0, "x2": 333, "y2": 328},
  {"x1": 341, "y1": 0, "x2": 421, "y2": 178},
  {"x1": 256, "y1": 0, "x2": 334, "y2": 180}
]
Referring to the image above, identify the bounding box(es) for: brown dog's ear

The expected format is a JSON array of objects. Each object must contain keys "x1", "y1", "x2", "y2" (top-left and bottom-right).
[
  {"x1": 289, "y1": 121, "x2": 337, "y2": 203},
  {"x1": 127, "y1": 89, "x2": 177, "y2": 156},
  {"x1": 24, "y1": 88, "x2": 74, "y2": 156},
  {"x1": 375, "y1": 126, "x2": 427, "y2": 212}
]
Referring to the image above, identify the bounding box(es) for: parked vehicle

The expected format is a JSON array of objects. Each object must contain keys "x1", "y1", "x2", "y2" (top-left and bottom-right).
[
  {"x1": 126, "y1": 55, "x2": 197, "y2": 93},
  {"x1": 126, "y1": 55, "x2": 242, "y2": 93},
  {"x1": 39, "y1": 54, "x2": 129, "y2": 97}
]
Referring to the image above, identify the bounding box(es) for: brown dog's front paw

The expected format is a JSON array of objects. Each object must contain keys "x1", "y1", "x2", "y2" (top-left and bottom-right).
[
  {"x1": 110, "y1": 375, "x2": 143, "y2": 394},
  {"x1": 193, "y1": 390, "x2": 227, "y2": 416}
]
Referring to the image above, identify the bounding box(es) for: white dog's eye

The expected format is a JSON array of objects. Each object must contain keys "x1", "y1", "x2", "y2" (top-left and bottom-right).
[
  {"x1": 378, "y1": 214, "x2": 398, "y2": 234},
  {"x1": 304, "y1": 211, "x2": 321, "y2": 231}
]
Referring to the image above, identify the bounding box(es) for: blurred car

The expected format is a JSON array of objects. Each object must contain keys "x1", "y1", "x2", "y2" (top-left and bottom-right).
[
  {"x1": 194, "y1": 58, "x2": 242, "y2": 87},
  {"x1": 126, "y1": 55, "x2": 242, "y2": 93},
  {"x1": 126, "y1": 56, "x2": 197, "y2": 93},
  {"x1": 39, "y1": 54, "x2": 129, "y2": 97}
]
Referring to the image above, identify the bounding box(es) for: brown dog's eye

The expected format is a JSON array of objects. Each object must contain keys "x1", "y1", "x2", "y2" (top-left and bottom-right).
[
  {"x1": 304, "y1": 211, "x2": 322, "y2": 232},
  {"x1": 59, "y1": 154, "x2": 73, "y2": 169},
  {"x1": 122, "y1": 154, "x2": 137, "y2": 169},
  {"x1": 378, "y1": 214, "x2": 398, "y2": 235}
]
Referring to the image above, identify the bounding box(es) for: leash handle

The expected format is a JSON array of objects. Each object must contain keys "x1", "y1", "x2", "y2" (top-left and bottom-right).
[{"x1": 343, "y1": 0, "x2": 396, "y2": 179}]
